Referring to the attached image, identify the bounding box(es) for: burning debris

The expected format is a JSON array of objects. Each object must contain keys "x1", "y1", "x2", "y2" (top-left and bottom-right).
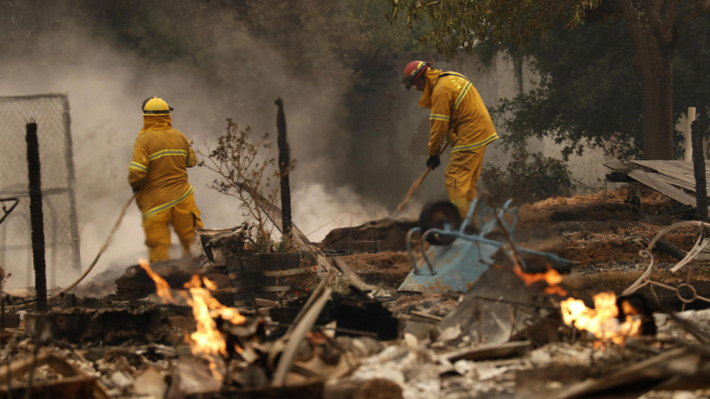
[
  {"x1": 4, "y1": 189, "x2": 710, "y2": 399},
  {"x1": 560, "y1": 292, "x2": 642, "y2": 346}
]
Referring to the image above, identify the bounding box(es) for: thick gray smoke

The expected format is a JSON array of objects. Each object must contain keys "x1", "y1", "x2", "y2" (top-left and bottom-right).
[{"x1": 0, "y1": 1, "x2": 424, "y2": 289}]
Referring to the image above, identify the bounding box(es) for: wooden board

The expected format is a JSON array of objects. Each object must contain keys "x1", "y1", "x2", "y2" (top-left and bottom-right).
[
  {"x1": 604, "y1": 159, "x2": 710, "y2": 210},
  {"x1": 603, "y1": 159, "x2": 633, "y2": 173},
  {"x1": 443, "y1": 341, "x2": 531, "y2": 362},
  {"x1": 632, "y1": 160, "x2": 710, "y2": 189},
  {"x1": 627, "y1": 170, "x2": 696, "y2": 206},
  {"x1": 549, "y1": 346, "x2": 708, "y2": 399},
  {"x1": 650, "y1": 172, "x2": 698, "y2": 192}
]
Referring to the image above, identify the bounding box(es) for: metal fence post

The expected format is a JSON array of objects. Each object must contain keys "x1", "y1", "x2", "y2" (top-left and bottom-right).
[
  {"x1": 26, "y1": 122, "x2": 48, "y2": 310},
  {"x1": 61, "y1": 95, "x2": 82, "y2": 272}
]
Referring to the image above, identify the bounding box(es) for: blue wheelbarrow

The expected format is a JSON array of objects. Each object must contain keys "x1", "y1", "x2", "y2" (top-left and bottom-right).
[{"x1": 398, "y1": 199, "x2": 574, "y2": 294}]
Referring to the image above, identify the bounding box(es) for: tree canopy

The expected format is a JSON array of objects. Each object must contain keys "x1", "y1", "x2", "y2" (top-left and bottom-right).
[
  {"x1": 389, "y1": 0, "x2": 602, "y2": 56},
  {"x1": 492, "y1": 14, "x2": 710, "y2": 160},
  {"x1": 389, "y1": 0, "x2": 710, "y2": 160}
]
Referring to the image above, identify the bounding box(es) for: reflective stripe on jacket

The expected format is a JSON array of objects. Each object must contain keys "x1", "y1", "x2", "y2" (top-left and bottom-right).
[
  {"x1": 128, "y1": 114, "x2": 197, "y2": 218},
  {"x1": 418, "y1": 68, "x2": 498, "y2": 156}
]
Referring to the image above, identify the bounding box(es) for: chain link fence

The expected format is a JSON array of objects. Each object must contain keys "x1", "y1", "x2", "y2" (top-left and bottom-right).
[{"x1": 0, "y1": 94, "x2": 81, "y2": 288}]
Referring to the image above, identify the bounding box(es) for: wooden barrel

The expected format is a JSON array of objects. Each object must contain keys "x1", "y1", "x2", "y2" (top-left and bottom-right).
[{"x1": 228, "y1": 251, "x2": 318, "y2": 304}]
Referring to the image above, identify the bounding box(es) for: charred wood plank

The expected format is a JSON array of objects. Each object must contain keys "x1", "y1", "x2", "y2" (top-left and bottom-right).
[
  {"x1": 275, "y1": 98, "x2": 293, "y2": 241},
  {"x1": 604, "y1": 160, "x2": 636, "y2": 182},
  {"x1": 443, "y1": 340, "x2": 531, "y2": 362},
  {"x1": 0, "y1": 352, "x2": 98, "y2": 398},
  {"x1": 332, "y1": 257, "x2": 377, "y2": 292},
  {"x1": 627, "y1": 170, "x2": 696, "y2": 206},
  {"x1": 692, "y1": 109, "x2": 708, "y2": 220},
  {"x1": 550, "y1": 346, "x2": 710, "y2": 399},
  {"x1": 187, "y1": 381, "x2": 324, "y2": 398},
  {"x1": 26, "y1": 122, "x2": 47, "y2": 311},
  {"x1": 115, "y1": 257, "x2": 199, "y2": 300},
  {"x1": 654, "y1": 238, "x2": 686, "y2": 260},
  {"x1": 605, "y1": 171, "x2": 636, "y2": 182}
]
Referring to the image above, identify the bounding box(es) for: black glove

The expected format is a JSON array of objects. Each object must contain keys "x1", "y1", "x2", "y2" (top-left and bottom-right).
[
  {"x1": 132, "y1": 186, "x2": 140, "y2": 194},
  {"x1": 426, "y1": 155, "x2": 441, "y2": 170}
]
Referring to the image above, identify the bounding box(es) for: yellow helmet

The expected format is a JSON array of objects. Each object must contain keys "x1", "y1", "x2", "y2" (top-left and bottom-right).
[{"x1": 141, "y1": 97, "x2": 173, "y2": 115}]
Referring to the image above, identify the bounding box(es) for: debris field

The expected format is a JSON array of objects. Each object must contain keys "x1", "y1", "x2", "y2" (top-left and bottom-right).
[{"x1": 4, "y1": 186, "x2": 710, "y2": 399}]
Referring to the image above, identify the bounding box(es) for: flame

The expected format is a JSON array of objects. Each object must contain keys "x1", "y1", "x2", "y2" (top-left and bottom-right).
[
  {"x1": 139, "y1": 258, "x2": 176, "y2": 304},
  {"x1": 139, "y1": 259, "x2": 246, "y2": 379},
  {"x1": 513, "y1": 264, "x2": 567, "y2": 295},
  {"x1": 203, "y1": 277, "x2": 218, "y2": 291},
  {"x1": 183, "y1": 274, "x2": 246, "y2": 378},
  {"x1": 560, "y1": 292, "x2": 642, "y2": 345},
  {"x1": 509, "y1": 262, "x2": 642, "y2": 345}
]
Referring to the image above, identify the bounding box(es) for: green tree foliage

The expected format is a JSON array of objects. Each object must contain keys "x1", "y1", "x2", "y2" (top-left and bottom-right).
[
  {"x1": 493, "y1": 21, "x2": 642, "y2": 160},
  {"x1": 389, "y1": 0, "x2": 710, "y2": 160},
  {"x1": 491, "y1": 15, "x2": 710, "y2": 160},
  {"x1": 389, "y1": 0, "x2": 601, "y2": 57},
  {"x1": 673, "y1": 15, "x2": 710, "y2": 118}
]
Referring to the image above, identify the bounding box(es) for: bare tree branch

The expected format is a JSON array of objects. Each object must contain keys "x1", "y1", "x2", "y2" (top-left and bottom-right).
[{"x1": 675, "y1": 0, "x2": 710, "y2": 29}]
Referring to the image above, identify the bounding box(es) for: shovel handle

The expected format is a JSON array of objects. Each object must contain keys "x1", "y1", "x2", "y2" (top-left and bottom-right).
[
  {"x1": 396, "y1": 143, "x2": 449, "y2": 212},
  {"x1": 397, "y1": 167, "x2": 432, "y2": 211}
]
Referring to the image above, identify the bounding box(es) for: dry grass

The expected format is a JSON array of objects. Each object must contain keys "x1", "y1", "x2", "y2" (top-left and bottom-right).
[{"x1": 528, "y1": 187, "x2": 668, "y2": 210}]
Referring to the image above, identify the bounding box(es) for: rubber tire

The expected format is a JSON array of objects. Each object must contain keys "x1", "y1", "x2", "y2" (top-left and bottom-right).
[{"x1": 418, "y1": 200, "x2": 461, "y2": 246}]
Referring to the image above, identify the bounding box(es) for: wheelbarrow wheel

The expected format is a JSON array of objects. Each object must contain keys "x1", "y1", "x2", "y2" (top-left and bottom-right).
[{"x1": 419, "y1": 200, "x2": 461, "y2": 246}]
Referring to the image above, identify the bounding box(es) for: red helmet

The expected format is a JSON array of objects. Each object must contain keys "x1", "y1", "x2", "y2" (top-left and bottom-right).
[{"x1": 401, "y1": 60, "x2": 431, "y2": 90}]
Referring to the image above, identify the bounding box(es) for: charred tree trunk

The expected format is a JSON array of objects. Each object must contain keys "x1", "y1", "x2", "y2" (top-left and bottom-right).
[
  {"x1": 692, "y1": 108, "x2": 708, "y2": 220},
  {"x1": 26, "y1": 122, "x2": 48, "y2": 311},
  {"x1": 621, "y1": 0, "x2": 676, "y2": 160},
  {"x1": 275, "y1": 98, "x2": 292, "y2": 241},
  {"x1": 638, "y1": 53, "x2": 674, "y2": 160}
]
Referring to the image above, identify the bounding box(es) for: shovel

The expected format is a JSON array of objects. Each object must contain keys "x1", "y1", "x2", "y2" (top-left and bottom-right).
[{"x1": 396, "y1": 143, "x2": 448, "y2": 212}]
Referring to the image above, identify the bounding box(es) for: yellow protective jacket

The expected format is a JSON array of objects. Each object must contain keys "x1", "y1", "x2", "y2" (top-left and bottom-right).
[
  {"x1": 418, "y1": 68, "x2": 498, "y2": 156},
  {"x1": 128, "y1": 114, "x2": 197, "y2": 219}
]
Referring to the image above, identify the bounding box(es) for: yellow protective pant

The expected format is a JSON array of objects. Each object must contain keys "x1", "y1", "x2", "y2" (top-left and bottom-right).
[
  {"x1": 142, "y1": 193, "x2": 203, "y2": 263},
  {"x1": 444, "y1": 146, "x2": 486, "y2": 217}
]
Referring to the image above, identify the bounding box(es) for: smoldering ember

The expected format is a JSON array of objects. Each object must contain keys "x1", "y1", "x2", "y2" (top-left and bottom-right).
[{"x1": 6, "y1": 2, "x2": 710, "y2": 399}]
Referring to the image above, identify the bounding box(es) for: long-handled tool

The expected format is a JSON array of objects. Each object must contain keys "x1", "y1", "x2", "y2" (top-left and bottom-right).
[
  {"x1": 8, "y1": 193, "x2": 136, "y2": 309},
  {"x1": 396, "y1": 143, "x2": 448, "y2": 212}
]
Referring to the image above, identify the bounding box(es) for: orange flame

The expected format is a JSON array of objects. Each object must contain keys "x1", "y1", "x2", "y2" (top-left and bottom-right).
[
  {"x1": 513, "y1": 264, "x2": 567, "y2": 296},
  {"x1": 183, "y1": 274, "x2": 246, "y2": 378},
  {"x1": 510, "y1": 262, "x2": 641, "y2": 345},
  {"x1": 560, "y1": 292, "x2": 641, "y2": 345},
  {"x1": 138, "y1": 258, "x2": 176, "y2": 304},
  {"x1": 139, "y1": 259, "x2": 246, "y2": 379}
]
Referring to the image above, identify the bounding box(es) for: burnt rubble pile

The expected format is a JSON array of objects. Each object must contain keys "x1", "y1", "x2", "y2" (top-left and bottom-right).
[
  {"x1": 320, "y1": 219, "x2": 419, "y2": 254},
  {"x1": 4, "y1": 194, "x2": 710, "y2": 398}
]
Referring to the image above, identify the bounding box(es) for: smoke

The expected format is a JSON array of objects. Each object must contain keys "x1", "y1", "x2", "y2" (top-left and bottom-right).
[
  {"x1": 0, "y1": 0, "x2": 419, "y2": 289},
  {"x1": 292, "y1": 184, "x2": 393, "y2": 242}
]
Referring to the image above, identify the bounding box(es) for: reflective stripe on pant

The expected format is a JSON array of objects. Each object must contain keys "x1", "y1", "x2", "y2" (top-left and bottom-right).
[
  {"x1": 142, "y1": 192, "x2": 203, "y2": 263},
  {"x1": 444, "y1": 146, "x2": 486, "y2": 217}
]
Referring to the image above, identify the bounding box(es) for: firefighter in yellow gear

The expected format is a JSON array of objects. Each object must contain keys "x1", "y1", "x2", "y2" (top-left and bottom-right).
[
  {"x1": 402, "y1": 61, "x2": 499, "y2": 217},
  {"x1": 128, "y1": 97, "x2": 203, "y2": 263}
]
